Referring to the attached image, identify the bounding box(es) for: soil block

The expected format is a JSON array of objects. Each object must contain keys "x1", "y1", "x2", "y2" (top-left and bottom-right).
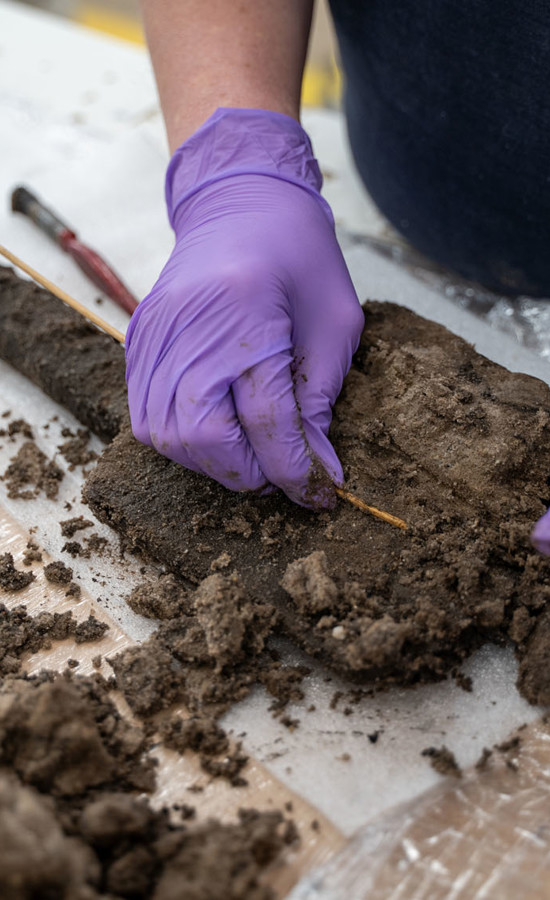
[
  {"x1": 2, "y1": 266, "x2": 550, "y2": 700},
  {"x1": 83, "y1": 304, "x2": 550, "y2": 696},
  {"x1": 0, "y1": 266, "x2": 127, "y2": 442}
]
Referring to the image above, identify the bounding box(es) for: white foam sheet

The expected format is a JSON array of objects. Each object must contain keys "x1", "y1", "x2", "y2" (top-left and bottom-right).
[{"x1": 0, "y1": 0, "x2": 546, "y2": 838}]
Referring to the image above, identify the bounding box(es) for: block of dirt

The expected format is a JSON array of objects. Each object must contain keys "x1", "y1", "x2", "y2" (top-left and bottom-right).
[
  {"x1": 0, "y1": 266, "x2": 128, "y2": 442},
  {"x1": 83, "y1": 302, "x2": 550, "y2": 698}
]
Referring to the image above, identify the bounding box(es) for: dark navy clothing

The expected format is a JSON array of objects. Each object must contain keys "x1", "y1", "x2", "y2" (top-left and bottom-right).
[{"x1": 329, "y1": 0, "x2": 550, "y2": 295}]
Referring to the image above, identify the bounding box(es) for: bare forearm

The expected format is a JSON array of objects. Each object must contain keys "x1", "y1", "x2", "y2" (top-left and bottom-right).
[{"x1": 140, "y1": 0, "x2": 314, "y2": 152}]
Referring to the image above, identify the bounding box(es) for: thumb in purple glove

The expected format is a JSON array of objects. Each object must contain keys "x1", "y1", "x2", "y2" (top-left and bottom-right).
[{"x1": 126, "y1": 108, "x2": 364, "y2": 506}]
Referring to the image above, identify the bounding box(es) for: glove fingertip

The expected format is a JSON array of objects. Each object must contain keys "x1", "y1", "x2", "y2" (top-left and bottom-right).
[{"x1": 531, "y1": 510, "x2": 550, "y2": 555}]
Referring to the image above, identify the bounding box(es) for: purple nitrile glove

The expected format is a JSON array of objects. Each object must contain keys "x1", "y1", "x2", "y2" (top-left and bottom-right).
[
  {"x1": 126, "y1": 108, "x2": 364, "y2": 506},
  {"x1": 531, "y1": 509, "x2": 550, "y2": 554}
]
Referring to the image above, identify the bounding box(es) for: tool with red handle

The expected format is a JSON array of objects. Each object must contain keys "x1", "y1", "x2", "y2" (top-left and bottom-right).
[{"x1": 11, "y1": 185, "x2": 139, "y2": 315}]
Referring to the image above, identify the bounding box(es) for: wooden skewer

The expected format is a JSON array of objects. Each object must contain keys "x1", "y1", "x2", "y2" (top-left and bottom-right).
[
  {"x1": 0, "y1": 244, "x2": 125, "y2": 344},
  {"x1": 335, "y1": 486, "x2": 407, "y2": 530},
  {"x1": 0, "y1": 246, "x2": 407, "y2": 529}
]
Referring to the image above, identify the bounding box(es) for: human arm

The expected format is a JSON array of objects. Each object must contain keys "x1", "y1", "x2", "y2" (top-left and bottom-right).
[
  {"x1": 140, "y1": 0, "x2": 314, "y2": 150},
  {"x1": 128, "y1": 1, "x2": 365, "y2": 506}
]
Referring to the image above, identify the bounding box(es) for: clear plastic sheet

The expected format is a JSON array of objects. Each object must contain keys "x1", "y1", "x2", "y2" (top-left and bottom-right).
[
  {"x1": 289, "y1": 718, "x2": 550, "y2": 900},
  {"x1": 339, "y1": 231, "x2": 550, "y2": 361}
]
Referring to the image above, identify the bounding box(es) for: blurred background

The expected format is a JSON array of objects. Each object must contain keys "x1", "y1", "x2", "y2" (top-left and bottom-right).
[{"x1": 12, "y1": 0, "x2": 342, "y2": 107}]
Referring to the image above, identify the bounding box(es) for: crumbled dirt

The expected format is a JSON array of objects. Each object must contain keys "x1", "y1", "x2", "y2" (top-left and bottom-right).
[
  {"x1": 126, "y1": 573, "x2": 191, "y2": 620},
  {"x1": 7, "y1": 418, "x2": 33, "y2": 439},
  {"x1": 60, "y1": 516, "x2": 94, "y2": 538},
  {"x1": 80, "y1": 301, "x2": 550, "y2": 704},
  {"x1": 86, "y1": 533, "x2": 108, "y2": 555},
  {"x1": 74, "y1": 615, "x2": 109, "y2": 644},
  {"x1": 0, "y1": 671, "x2": 292, "y2": 900},
  {"x1": 58, "y1": 427, "x2": 98, "y2": 469},
  {"x1": 44, "y1": 560, "x2": 74, "y2": 585},
  {"x1": 62, "y1": 539, "x2": 85, "y2": 557},
  {"x1": 22, "y1": 539, "x2": 42, "y2": 566},
  {"x1": 109, "y1": 571, "x2": 306, "y2": 721},
  {"x1": 0, "y1": 604, "x2": 105, "y2": 676},
  {"x1": 160, "y1": 714, "x2": 249, "y2": 786},
  {"x1": 65, "y1": 581, "x2": 82, "y2": 600},
  {"x1": 421, "y1": 745, "x2": 462, "y2": 778},
  {"x1": 2, "y1": 440, "x2": 64, "y2": 499},
  {"x1": 0, "y1": 553, "x2": 35, "y2": 592}
]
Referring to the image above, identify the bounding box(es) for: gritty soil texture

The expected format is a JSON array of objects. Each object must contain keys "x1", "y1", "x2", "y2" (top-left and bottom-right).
[
  {"x1": 79, "y1": 302, "x2": 550, "y2": 705},
  {"x1": 2, "y1": 440, "x2": 64, "y2": 499},
  {"x1": 22, "y1": 539, "x2": 42, "y2": 566},
  {"x1": 109, "y1": 572, "x2": 306, "y2": 721},
  {"x1": 421, "y1": 745, "x2": 462, "y2": 778},
  {"x1": 0, "y1": 602, "x2": 107, "y2": 676},
  {"x1": 0, "y1": 671, "x2": 290, "y2": 900},
  {"x1": 126, "y1": 574, "x2": 192, "y2": 620},
  {"x1": 44, "y1": 560, "x2": 74, "y2": 585},
  {"x1": 0, "y1": 266, "x2": 128, "y2": 442},
  {"x1": 58, "y1": 427, "x2": 98, "y2": 470},
  {"x1": 60, "y1": 516, "x2": 95, "y2": 538},
  {"x1": 0, "y1": 553, "x2": 35, "y2": 592},
  {"x1": 160, "y1": 714, "x2": 249, "y2": 787}
]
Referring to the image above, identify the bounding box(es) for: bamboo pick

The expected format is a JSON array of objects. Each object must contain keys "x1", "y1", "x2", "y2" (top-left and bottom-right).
[
  {"x1": 0, "y1": 245, "x2": 407, "y2": 529},
  {"x1": 335, "y1": 486, "x2": 407, "y2": 530},
  {"x1": 0, "y1": 244, "x2": 125, "y2": 344}
]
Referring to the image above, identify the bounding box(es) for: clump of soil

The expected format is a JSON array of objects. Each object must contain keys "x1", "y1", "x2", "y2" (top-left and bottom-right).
[
  {"x1": 44, "y1": 560, "x2": 73, "y2": 585},
  {"x1": 0, "y1": 671, "x2": 292, "y2": 900},
  {"x1": 2, "y1": 440, "x2": 64, "y2": 499},
  {"x1": 421, "y1": 745, "x2": 462, "y2": 778},
  {"x1": 58, "y1": 427, "x2": 98, "y2": 469},
  {"x1": 22, "y1": 539, "x2": 42, "y2": 566},
  {"x1": 7, "y1": 418, "x2": 33, "y2": 439},
  {"x1": 126, "y1": 573, "x2": 191, "y2": 620},
  {"x1": 0, "y1": 553, "x2": 35, "y2": 592},
  {"x1": 81, "y1": 302, "x2": 550, "y2": 705},
  {"x1": 60, "y1": 516, "x2": 94, "y2": 538},
  {"x1": 109, "y1": 571, "x2": 306, "y2": 722},
  {"x1": 160, "y1": 714, "x2": 249, "y2": 787},
  {"x1": 0, "y1": 603, "x2": 107, "y2": 676},
  {"x1": 74, "y1": 615, "x2": 109, "y2": 643}
]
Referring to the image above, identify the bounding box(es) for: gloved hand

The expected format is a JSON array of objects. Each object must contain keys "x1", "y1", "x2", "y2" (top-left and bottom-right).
[
  {"x1": 126, "y1": 108, "x2": 364, "y2": 506},
  {"x1": 531, "y1": 509, "x2": 550, "y2": 554}
]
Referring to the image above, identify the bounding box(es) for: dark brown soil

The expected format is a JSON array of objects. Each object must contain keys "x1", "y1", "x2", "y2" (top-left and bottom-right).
[
  {"x1": 3, "y1": 440, "x2": 64, "y2": 499},
  {"x1": 160, "y1": 714, "x2": 249, "y2": 787},
  {"x1": 58, "y1": 427, "x2": 98, "y2": 470},
  {"x1": 60, "y1": 516, "x2": 95, "y2": 538},
  {"x1": 44, "y1": 560, "x2": 74, "y2": 585},
  {"x1": 0, "y1": 266, "x2": 128, "y2": 442},
  {"x1": 421, "y1": 745, "x2": 462, "y2": 778},
  {"x1": 0, "y1": 553, "x2": 35, "y2": 592},
  {"x1": 81, "y1": 303, "x2": 550, "y2": 704},
  {"x1": 0, "y1": 602, "x2": 107, "y2": 676},
  {"x1": 126, "y1": 574, "x2": 191, "y2": 620},
  {"x1": 0, "y1": 671, "x2": 290, "y2": 899},
  {"x1": 22, "y1": 539, "x2": 42, "y2": 566},
  {"x1": 3, "y1": 265, "x2": 550, "y2": 705},
  {"x1": 109, "y1": 571, "x2": 306, "y2": 721},
  {"x1": 7, "y1": 418, "x2": 33, "y2": 439}
]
